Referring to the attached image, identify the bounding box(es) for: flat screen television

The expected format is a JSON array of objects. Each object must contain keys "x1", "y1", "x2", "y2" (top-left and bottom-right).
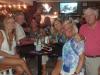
[{"x1": 60, "y1": 3, "x2": 78, "y2": 14}]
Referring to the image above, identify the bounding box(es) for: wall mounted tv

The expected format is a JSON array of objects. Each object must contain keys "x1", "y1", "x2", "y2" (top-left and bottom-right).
[{"x1": 60, "y1": 3, "x2": 78, "y2": 14}]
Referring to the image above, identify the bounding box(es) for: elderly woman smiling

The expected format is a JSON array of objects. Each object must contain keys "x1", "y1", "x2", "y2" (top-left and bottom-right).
[{"x1": 60, "y1": 19, "x2": 85, "y2": 75}]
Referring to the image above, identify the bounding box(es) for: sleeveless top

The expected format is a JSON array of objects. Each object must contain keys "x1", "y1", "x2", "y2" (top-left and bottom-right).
[{"x1": 0, "y1": 30, "x2": 16, "y2": 56}]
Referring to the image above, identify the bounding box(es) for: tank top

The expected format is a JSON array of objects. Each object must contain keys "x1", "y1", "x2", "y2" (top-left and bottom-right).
[{"x1": 0, "y1": 30, "x2": 16, "y2": 55}]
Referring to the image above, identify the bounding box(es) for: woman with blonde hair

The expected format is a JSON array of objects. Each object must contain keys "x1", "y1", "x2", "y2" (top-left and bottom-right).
[
  {"x1": 0, "y1": 16, "x2": 32, "y2": 75},
  {"x1": 51, "y1": 18, "x2": 66, "y2": 75},
  {"x1": 60, "y1": 18, "x2": 85, "y2": 75}
]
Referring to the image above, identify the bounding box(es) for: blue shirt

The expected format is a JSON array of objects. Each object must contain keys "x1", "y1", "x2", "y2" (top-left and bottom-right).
[
  {"x1": 61, "y1": 38, "x2": 84, "y2": 74},
  {"x1": 56, "y1": 33, "x2": 66, "y2": 43},
  {"x1": 51, "y1": 33, "x2": 66, "y2": 44}
]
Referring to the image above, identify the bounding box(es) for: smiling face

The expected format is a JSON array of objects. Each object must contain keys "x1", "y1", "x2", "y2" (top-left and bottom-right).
[
  {"x1": 63, "y1": 23, "x2": 73, "y2": 38},
  {"x1": 63, "y1": 20, "x2": 78, "y2": 38},
  {"x1": 31, "y1": 19, "x2": 38, "y2": 31},
  {"x1": 4, "y1": 17, "x2": 16, "y2": 32},
  {"x1": 54, "y1": 20, "x2": 62, "y2": 32},
  {"x1": 83, "y1": 8, "x2": 98, "y2": 26},
  {"x1": 15, "y1": 15, "x2": 25, "y2": 25}
]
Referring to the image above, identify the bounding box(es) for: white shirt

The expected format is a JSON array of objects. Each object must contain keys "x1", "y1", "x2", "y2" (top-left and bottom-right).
[
  {"x1": 15, "y1": 22, "x2": 26, "y2": 41},
  {"x1": 0, "y1": 30, "x2": 16, "y2": 55}
]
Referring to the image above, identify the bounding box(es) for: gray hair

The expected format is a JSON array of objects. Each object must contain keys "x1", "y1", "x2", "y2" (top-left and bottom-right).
[{"x1": 83, "y1": 7, "x2": 99, "y2": 19}]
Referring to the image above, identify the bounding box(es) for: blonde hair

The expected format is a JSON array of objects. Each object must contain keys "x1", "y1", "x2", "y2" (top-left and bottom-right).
[
  {"x1": 3, "y1": 16, "x2": 14, "y2": 31},
  {"x1": 51, "y1": 18, "x2": 62, "y2": 35},
  {"x1": 63, "y1": 18, "x2": 78, "y2": 34},
  {"x1": 4, "y1": 16, "x2": 13, "y2": 24},
  {"x1": 63, "y1": 18, "x2": 82, "y2": 41}
]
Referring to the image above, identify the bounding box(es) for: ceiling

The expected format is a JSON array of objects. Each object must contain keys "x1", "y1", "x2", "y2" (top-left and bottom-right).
[
  {"x1": 0, "y1": 0, "x2": 32, "y2": 5},
  {"x1": 0, "y1": 0, "x2": 23, "y2": 4},
  {"x1": 0, "y1": 0, "x2": 100, "y2": 5}
]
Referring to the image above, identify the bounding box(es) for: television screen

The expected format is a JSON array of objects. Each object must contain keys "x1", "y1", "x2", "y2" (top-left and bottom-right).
[{"x1": 60, "y1": 3, "x2": 78, "y2": 14}]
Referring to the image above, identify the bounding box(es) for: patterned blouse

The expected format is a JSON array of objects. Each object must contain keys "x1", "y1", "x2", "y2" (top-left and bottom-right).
[{"x1": 61, "y1": 38, "x2": 84, "y2": 75}]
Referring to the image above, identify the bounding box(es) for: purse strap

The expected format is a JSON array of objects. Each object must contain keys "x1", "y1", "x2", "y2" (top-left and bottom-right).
[{"x1": 70, "y1": 39, "x2": 78, "y2": 56}]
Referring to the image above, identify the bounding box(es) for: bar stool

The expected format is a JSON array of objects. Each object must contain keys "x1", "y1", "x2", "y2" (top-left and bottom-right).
[{"x1": 0, "y1": 68, "x2": 13, "y2": 75}]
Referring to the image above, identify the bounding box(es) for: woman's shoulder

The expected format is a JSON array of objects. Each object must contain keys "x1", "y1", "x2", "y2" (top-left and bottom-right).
[
  {"x1": 0, "y1": 30, "x2": 4, "y2": 41},
  {"x1": 0, "y1": 30, "x2": 5, "y2": 36},
  {"x1": 0, "y1": 29, "x2": 5, "y2": 32},
  {"x1": 0, "y1": 31, "x2": 2, "y2": 36},
  {"x1": 0, "y1": 30, "x2": 4, "y2": 36}
]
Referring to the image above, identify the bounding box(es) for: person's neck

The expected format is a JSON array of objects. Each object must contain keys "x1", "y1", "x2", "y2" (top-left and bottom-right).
[
  {"x1": 16, "y1": 22, "x2": 22, "y2": 25},
  {"x1": 5, "y1": 29, "x2": 13, "y2": 34},
  {"x1": 67, "y1": 36, "x2": 73, "y2": 40},
  {"x1": 58, "y1": 28, "x2": 62, "y2": 34}
]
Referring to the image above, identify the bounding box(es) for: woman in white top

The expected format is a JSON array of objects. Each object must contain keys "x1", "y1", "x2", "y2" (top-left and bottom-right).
[{"x1": 0, "y1": 16, "x2": 32, "y2": 75}]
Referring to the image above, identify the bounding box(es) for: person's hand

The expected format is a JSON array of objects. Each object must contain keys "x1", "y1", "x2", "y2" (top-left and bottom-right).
[
  {"x1": 72, "y1": 74, "x2": 77, "y2": 75},
  {"x1": 51, "y1": 70, "x2": 60, "y2": 75},
  {"x1": 10, "y1": 54, "x2": 20, "y2": 59},
  {"x1": 14, "y1": 54, "x2": 20, "y2": 58},
  {"x1": 72, "y1": 72, "x2": 78, "y2": 75}
]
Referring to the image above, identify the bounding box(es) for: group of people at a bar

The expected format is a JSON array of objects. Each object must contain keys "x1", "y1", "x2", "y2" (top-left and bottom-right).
[{"x1": 0, "y1": 7, "x2": 100, "y2": 75}]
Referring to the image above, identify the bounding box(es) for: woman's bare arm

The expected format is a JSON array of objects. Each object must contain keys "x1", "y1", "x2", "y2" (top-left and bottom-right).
[{"x1": 75, "y1": 52, "x2": 85, "y2": 74}]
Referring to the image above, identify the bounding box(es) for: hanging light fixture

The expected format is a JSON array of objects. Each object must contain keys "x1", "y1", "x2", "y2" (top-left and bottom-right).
[
  {"x1": 3, "y1": 5, "x2": 6, "y2": 8},
  {"x1": 23, "y1": 4, "x2": 27, "y2": 9},
  {"x1": 8, "y1": 5, "x2": 12, "y2": 8},
  {"x1": 0, "y1": 5, "x2": 2, "y2": 8},
  {"x1": 13, "y1": 4, "x2": 16, "y2": 8}
]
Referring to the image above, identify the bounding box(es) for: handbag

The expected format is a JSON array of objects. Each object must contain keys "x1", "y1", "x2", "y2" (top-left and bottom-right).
[{"x1": 63, "y1": 64, "x2": 70, "y2": 72}]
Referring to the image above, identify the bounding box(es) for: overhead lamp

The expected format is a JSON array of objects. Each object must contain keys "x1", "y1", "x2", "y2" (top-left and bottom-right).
[
  {"x1": 0, "y1": 5, "x2": 2, "y2": 8},
  {"x1": 18, "y1": 4, "x2": 21, "y2": 10},
  {"x1": 8, "y1": 5, "x2": 12, "y2": 8},
  {"x1": 53, "y1": 11, "x2": 58, "y2": 15},
  {"x1": 13, "y1": 4, "x2": 16, "y2": 8},
  {"x1": 3, "y1": 5, "x2": 6, "y2": 8},
  {"x1": 23, "y1": 4, "x2": 27, "y2": 9}
]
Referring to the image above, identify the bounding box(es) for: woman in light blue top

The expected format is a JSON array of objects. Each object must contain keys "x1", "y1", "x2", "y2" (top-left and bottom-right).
[{"x1": 60, "y1": 19, "x2": 85, "y2": 75}]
